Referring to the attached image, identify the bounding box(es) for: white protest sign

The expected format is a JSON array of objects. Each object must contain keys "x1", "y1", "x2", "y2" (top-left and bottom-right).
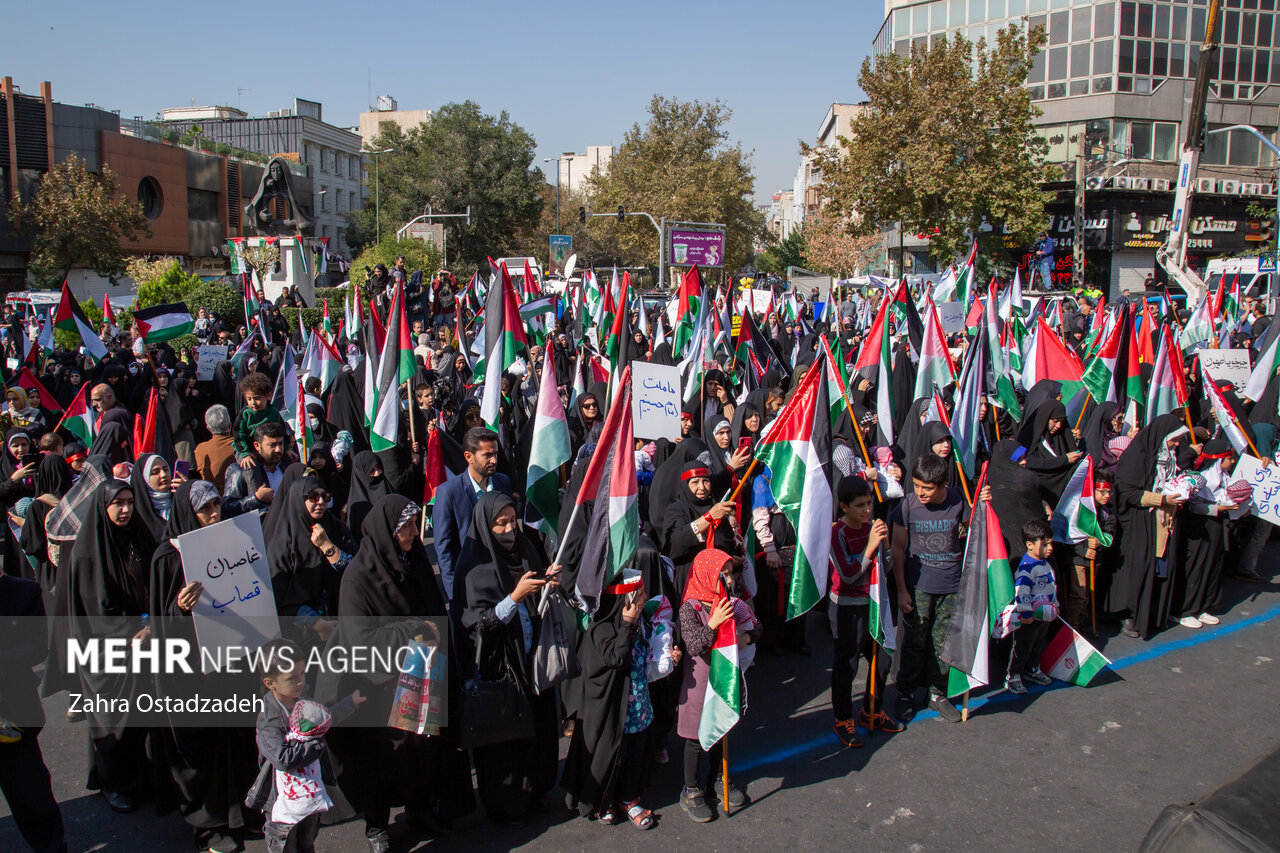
[
  {"x1": 1199, "y1": 348, "x2": 1251, "y2": 390},
  {"x1": 631, "y1": 360, "x2": 682, "y2": 441},
  {"x1": 936, "y1": 301, "x2": 966, "y2": 335},
  {"x1": 750, "y1": 288, "x2": 773, "y2": 314},
  {"x1": 196, "y1": 345, "x2": 229, "y2": 381},
  {"x1": 1232, "y1": 454, "x2": 1280, "y2": 527},
  {"x1": 178, "y1": 512, "x2": 280, "y2": 672}
]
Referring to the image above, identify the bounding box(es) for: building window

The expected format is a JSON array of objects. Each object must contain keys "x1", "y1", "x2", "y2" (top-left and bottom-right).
[
  {"x1": 320, "y1": 186, "x2": 328, "y2": 211},
  {"x1": 320, "y1": 147, "x2": 329, "y2": 172},
  {"x1": 137, "y1": 176, "x2": 163, "y2": 219}
]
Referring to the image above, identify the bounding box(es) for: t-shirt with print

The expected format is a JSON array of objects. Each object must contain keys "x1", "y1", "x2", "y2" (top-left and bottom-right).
[{"x1": 889, "y1": 489, "x2": 966, "y2": 595}]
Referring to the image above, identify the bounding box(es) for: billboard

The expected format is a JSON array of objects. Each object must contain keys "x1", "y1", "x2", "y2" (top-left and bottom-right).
[
  {"x1": 669, "y1": 228, "x2": 725, "y2": 268},
  {"x1": 549, "y1": 234, "x2": 573, "y2": 276}
]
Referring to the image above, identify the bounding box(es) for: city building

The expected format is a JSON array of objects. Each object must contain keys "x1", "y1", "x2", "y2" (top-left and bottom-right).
[
  {"x1": 558, "y1": 146, "x2": 615, "y2": 194},
  {"x1": 159, "y1": 97, "x2": 363, "y2": 254},
  {"x1": 358, "y1": 96, "x2": 433, "y2": 146},
  {"x1": 768, "y1": 189, "x2": 796, "y2": 239},
  {"x1": 873, "y1": 0, "x2": 1278, "y2": 294},
  {"x1": 792, "y1": 103, "x2": 869, "y2": 230},
  {"x1": 0, "y1": 77, "x2": 317, "y2": 300}
]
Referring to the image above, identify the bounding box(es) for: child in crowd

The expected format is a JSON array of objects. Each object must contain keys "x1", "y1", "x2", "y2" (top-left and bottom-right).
[
  {"x1": 246, "y1": 638, "x2": 363, "y2": 853},
  {"x1": 829, "y1": 475, "x2": 903, "y2": 748},
  {"x1": 1058, "y1": 469, "x2": 1117, "y2": 634},
  {"x1": 1006, "y1": 519, "x2": 1059, "y2": 695},
  {"x1": 234, "y1": 372, "x2": 284, "y2": 466}
]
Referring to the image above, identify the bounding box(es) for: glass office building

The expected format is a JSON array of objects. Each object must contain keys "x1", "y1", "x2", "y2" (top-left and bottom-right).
[{"x1": 872, "y1": 0, "x2": 1280, "y2": 293}]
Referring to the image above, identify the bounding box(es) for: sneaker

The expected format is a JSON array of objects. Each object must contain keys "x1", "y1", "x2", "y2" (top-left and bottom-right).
[
  {"x1": 1198, "y1": 612, "x2": 1220, "y2": 625},
  {"x1": 1120, "y1": 618, "x2": 1140, "y2": 639},
  {"x1": 928, "y1": 694, "x2": 963, "y2": 723},
  {"x1": 1024, "y1": 668, "x2": 1052, "y2": 687},
  {"x1": 366, "y1": 830, "x2": 391, "y2": 853},
  {"x1": 714, "y1": 777, "x2": 747, "y2": 808},
  {"x1": 1179, "y1": 616, "x2": 1203, "y2": 629},
  {"x1": 894, "y1": 694, "x2": 916, "y2": 723},
  {"x1": 680, "y1": 787, "x2": 713, "y2": 823},
  {"x1": 1005, "y1": 674, "x2": 1027, "y2": 695},
  {"x1": 858, "y1": 708, "x2": 905, "y2": 733},
  {"x1": 833, "y1": 718, "x2": 863, "y2": 748}
]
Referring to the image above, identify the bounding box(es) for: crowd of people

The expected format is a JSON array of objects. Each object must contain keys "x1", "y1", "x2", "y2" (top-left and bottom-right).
[{"x1": 0, "y1": 265, "x2": 1275, "y2": 853}]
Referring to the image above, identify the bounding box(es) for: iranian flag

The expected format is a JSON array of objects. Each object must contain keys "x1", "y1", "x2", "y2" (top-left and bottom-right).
[
  {"x1": 369, "y1": 284, "x2": 416, "y2": 452},
  {"x1": 913, "y1": 298, "x2": 957, "y2": 401},
  {"x1": 1051, "y1": 456, "x2": 1113, "y2": 546},
  {"x1": 54, "y1": 282, "x2": 108, "y2": 360},
  {"x1": 526, "y1": 340, "x2": 572, "y2": 544},
  {"x1": 133, "y1": 303, "x2": 194, "y2": 343},
  {"x1": 867, "y1": 553, "x2": 896, "y2": 652},
  {"x1": 753, "y1": 349, "x2": 833, "y2": 619},
  {"x1": 1040, "y1": 619, "x2": 1110, "y2": 686},
  {"x1": 672, "y1": 265, "x2": 704, "y2": 358},
  {"x1": 54, "y1": 384, "x2": 95, "y2": 446},
  {"x1": 480, "y1": 261, "x2": 529, "y2": 431},
  {"x1": 942, "y1": 466, "x2": 1017, "y2": 697},
  {"x1": 699, "y1": 574, "x2": 743, "y2": 750},
  {"x1": 1146, "y1": 325, "x2": 1188, "y2": 425},
  {"x1": 574, "y1": 367, "x2": 638, "y2": 614}
]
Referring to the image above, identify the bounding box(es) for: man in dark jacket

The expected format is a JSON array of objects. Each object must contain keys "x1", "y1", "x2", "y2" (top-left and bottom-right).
[{"x1": 430, "y1": 427, "x2": 512, "y2": 601}]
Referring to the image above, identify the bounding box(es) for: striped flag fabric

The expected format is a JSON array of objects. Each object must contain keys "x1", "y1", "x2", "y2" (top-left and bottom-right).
[
  {"x1": 699, "y1": 572, "x2": 743, "y2": 750},
  {"x1": 1080, "y1": 308, "x2": 1125, "y2": 404},
  {"x1": 295, "y1": 379, "x2": 312, "y2": 461},
  {"x1": 1179, "y1": 295, "x2": 1215, "y2": 352},
  {"x1": 853, "y1": 289, "x2": 895, "y2": 447},
  {"x1": 102, "y1": 294, "x2": 116, "y2": 327},
  {"x1": 867, "y1": 553, "x2": 896, "y2": 652},
  {"x1": 133, "y1": 303, "x2": 194, "y2": 343},
  {"x1": 480, "y1": 261, "x2": 529, "y2": 430},
  {"x1": 672, "y1": 265, "x2": 704, "y2": 358},
  {"x1": 54, "y1": 282, "x2": 108, "y2": 360},
  {"x1": 14, "y1": 368, "x2": 62, "y2": 415},
  {"x1": 913, "y1": 298, "x2": 957, "y2": 401},
  {"x1": 54, "y1": 384, "x2": 94, "y2": 446},
  {"x1": 1051, "y1": 456, "x2": 1113, "y2": 547},
  {"x1": 133, "y1": 388, "x2": 158, "y2": 458},
  {"x1": 1039, "y1": 619, "x2": 1109, "y2": 686},
  {"x1": 526, "y1": 340, "x2": 572, "y2": 545},
  {"x1": 574, "y1": 367, "x2": 638, "y2": 615},
  {"x1": 942, "y1": 467, "x2": 1017, "y2": 697},
  {"x1": 1243, "y1": 315, "x2": 1280, "y2": 402},
  {"x1": 1146, "y1": 325, "x2": 1188, "y2": 425},
  {"x1": 423, "y1": 425, "x2": 447, "y2": 508},
  {"x1": 753, "y1": 349, "x2": 833, "y2": 619},
  {"x1": 1202, "y1": 362, "x2": 1251, "y2": 454},
  {"x1": 949, "y1": 321, "x2": 988, "y2": 479},
  {"x1": 369, "y1": 285, "x2": 415, "y2": 451}
]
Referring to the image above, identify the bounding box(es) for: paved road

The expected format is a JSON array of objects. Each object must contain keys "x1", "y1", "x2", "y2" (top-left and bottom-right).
[{"x1": 5, "y1": 573, "x2": 1279, "y2": 853}]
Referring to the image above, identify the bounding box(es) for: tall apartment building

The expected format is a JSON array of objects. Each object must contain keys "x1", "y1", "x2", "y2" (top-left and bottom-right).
[
  {"x1": 358, "y1": 96, "x2": 433, "y2": 147},
  {"x1": 160, "y1": 98, "x2": 363, "y2": 254},
  {"x1": 558, "y1": 146, "x2": 615, "y2": 194},
  {"x1": 873, "y1": 0, "x2": 1276, "y2": 294},
  {"x1": 792, "y1": 103, "x2": 869, "y2": 230}
]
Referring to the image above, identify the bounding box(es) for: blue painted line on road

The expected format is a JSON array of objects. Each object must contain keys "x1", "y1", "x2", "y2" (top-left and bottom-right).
[{"x1": 734, "y1": 599, "x2": 1280, "y2": 774}]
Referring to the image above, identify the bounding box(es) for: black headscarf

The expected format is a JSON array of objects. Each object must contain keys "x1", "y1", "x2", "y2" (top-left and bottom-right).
[
  {"x1": 0, "y1": 426, "x2": 30, "y2": 481},
  {"x1": 987, "y1": 439, "x2": 1051, "y2": 564},
  {"x1": 89, "y1": 420, "x2": 132, "y2": 466},
  {"x1": 129, "y1": 454, "x2": 172, "y2": 541},
  {"x1": 34, "y1": 451, "x2": 73, "y2": 498},
  {"x1": 266, "y1": 475, "x2": 350, "y2": 626},
  {"x1": 1022, "y1": 400, "x2": 1078, "y2": 498},
  {"x1": 731, "y1": 402, "x2": 762, "y2": 450},
  {"x1": 1018, "y1": 380, "x2": 1062, "y2": 440},
  {"x1": 326, "y1": 369, "x2": 370, "y2": 453},
  {"x1": 1081, "y1": 400, "x2": 1123, "y2": 472},
  {"x1": 346, "y1": 450, "x2": 389, "y2": 541}
]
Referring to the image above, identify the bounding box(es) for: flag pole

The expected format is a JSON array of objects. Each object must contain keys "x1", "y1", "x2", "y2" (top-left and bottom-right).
[
  {"x1": 988, "y1": 396, "x2": 1001, "y2": 442},
  {"x1": 823, "y1": 338, "x2": 882, "y2": 501},
  {"x1": 1089, "y1": 556, "x2": 1097, "y2": 637},
  {"x1": 961, "y1": 689, "x2": 971, "y2": 723},
  {"x1": 721, "y1": 735, "x2": 731, "y2": 815},
  {"x1": 954, "y1": 457, "x2": 973, "y2": 506},
  {"x1": 867, "y1": 651, "x2": 877, "y2": 733},
  {"x1": 1074, "y1": 391, "x2": 1093, "y2": 432}
]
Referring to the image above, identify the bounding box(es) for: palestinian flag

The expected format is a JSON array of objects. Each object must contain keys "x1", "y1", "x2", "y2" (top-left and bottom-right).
[
  {"x1": 950, "y1": 322, "x2": 988, "y2": 479},
  {"x1": 520, "y1": 296, "x2": 557, "y2": 346},
  {"x1": 423, "y1": 425, "x2": 447, "y2": 508},
  {"x1": 133, "y1": 387, "x2": 158, "y2": 458},
  {"x1": 295, "y1": 379, "x2": 313, "y2": 461},
  {"x1": 736, "y1": 306, "x2": 788, "y2": 380},
  {"x1": 14, "y1": 368, "x2": 62, "y2": 415},
  {"x1": 574, "y1": 367, "x2": 638, "y2": 614},
  {"x1": 1179, "y1": 295, "x2": 1215, "y2": 352},
  {"x1": 955, "y1": 241, "x2": 977, "y2": 309},
  {"x1": 1051, "y1": 456, "x2": 1113, "y2": 547},
  {"x1": 942, "y1": 467, "x2": 1017, "y2": 697},
  {"x1": 322, "y1": 301, "x2": 334, "y2": 342},
  {"x1": 526, "y1": 339, "x2": 572, "y2": 544},
  {"x1": 54, "y1": 282, "x2": 108, "y2": 360},
  {"x1": 1202, "y1": 362, "x2": 1251, "y2": 455},
  {"x1": 102, "y1": 295, "x2": 116, "y2": 327},
  {"x1": 867, "y1": 553, "x2": 896, "y2": 652},
  {"x1": 913, "y1": 298, "x2": 957, "y2": 401},
  {"x1": 1080, "y1": 308, "x2": 1124, "y2": 404},
  {"x1": 984, "y1": 287, "x2": 1020, "y2": 419},
  {"x1": 133, "y1": 303, "x2": 194, "y2": 344},
  {"x1": 522, "y1": 258, "x2": 541, "y2": 302},
  {"x1": 54, "y1": 384, "x2": 95, "y2": 446},
  {"x1": 1146, "y1": 325, "x2": 1188, "y2": 425},
  {"x1": 1122, "y1": 318, "x2": 1146, "y2": 426},
  {"x1": 698, "y1": 573, "x2": 743, "y2": 750},
  {"x1": 368, "y1": 297, "x2": 387, "y2": 352},
  {"x1": 1243, "y1": 314, "x2": 1280, "y2": 401},
  {"x1": 479, "y1": 261, "x2": 530, "y2": 431},
  {"x1": 672, "y1": 265, "x2": 704, "y2": 358},
  {"x1": 1040, "y1": 619, "x2": 1110, "y2": 686},
  {"x1": 753, "y1": 350, "x2": 833, "y2": 619},
  {"x1": 603, "y1": 287, "x2": 634, "y2": 404},
  {"x1": 369, "y1": 285, "x2": 416, "y2": 452},
  {"x1": 1137, "y1": 299, "x2": 1158, "y2": 364},
  {"x1": 853, "y1": 289, "x2": 895, "y2": 446}
]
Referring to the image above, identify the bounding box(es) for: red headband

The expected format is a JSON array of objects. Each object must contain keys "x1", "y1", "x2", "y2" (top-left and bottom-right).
[
  {"x1": 680, "y1": 412, "x2": 693, "y2": 420},
  {"x1": 604, "y1": 577, "x2": 644, "y2": 595},
  {"x1": 681, "y1": 467, "x2": 710, "y2": 481}
]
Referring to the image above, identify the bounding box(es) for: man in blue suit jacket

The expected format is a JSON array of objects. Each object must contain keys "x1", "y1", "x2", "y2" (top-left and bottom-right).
[{"x1": 432, "y1": 426, "x2": 512, "y2": 601}]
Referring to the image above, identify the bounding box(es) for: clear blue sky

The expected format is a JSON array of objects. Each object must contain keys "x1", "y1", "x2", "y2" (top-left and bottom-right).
[{"x1": 8, "y1": 0, "x2": 884, "y2": 204}]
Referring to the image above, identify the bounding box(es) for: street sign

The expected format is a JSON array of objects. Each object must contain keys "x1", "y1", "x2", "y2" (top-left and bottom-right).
[
  {"x1": 669, "y1": 228, "x2": 725, "y2": 268},
  {"x1": 1260, "y1": 255, "x2": 1277, "y2": 273},
  {"x1": 406, "y1": 221, "x2": 445, "y2": 249}
]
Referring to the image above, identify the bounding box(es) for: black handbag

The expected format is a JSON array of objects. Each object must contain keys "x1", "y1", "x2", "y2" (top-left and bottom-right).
[
  {"x1": 458, "y1": 632, "x2": 535, "y2": 750},
  {"x1": 532, "y1": 588, "x2": 582, "y2": 695}
]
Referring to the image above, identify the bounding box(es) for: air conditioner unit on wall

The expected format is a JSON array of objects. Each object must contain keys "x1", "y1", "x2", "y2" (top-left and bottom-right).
[
  {"x1": 1196, "y1": 177, "x2": 1218, "y2": 193},
  {"x1": 1085, "y1": 176, "x2": 1105, "y2": 191},
  {"x1": 1112, "y1": 176, "x2": 1133, "y2": 189},
  {"x1": 1259, "y1": 184, "x2": 1277, "y2": 196},
  {"x1": 1152, "y1": 178, "x2": 1172, "y2": 191},
  {"x1": 1130, "y1": 178, "x2": 1150, "y2": 190},
  {"x1": 1219, "y1": 179, "x2": 1242, "y2": 194},
  {"x1": 1242, "y1": 183, "x2": 1262, "y2": 195}
]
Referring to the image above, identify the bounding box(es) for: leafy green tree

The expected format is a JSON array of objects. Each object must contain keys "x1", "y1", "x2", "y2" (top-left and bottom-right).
[
  {"x1": 812, "y1": 26, "x2": 1053, "y2": 268},
  {"x1": 586, "y1": 96, "x2": 766, "y2": 282},
  {"x1": 127, "y1": 257, "x2": 202, "y2": 309},
  {"x1": 350, "y1": 236, "x2": 443, "y2": 299},
  {"x1": 344, "y1": 102, "x2": 544, "y2": 268},
  {"x1": 13, "y1": 153, "x2": 151, "y2": 287}
]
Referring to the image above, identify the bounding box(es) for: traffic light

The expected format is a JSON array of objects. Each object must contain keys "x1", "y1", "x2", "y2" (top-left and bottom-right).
[
  {"x1": 578, "y1": 206, "x2": 586, "y2": 225},
  {"x1": 618, "y1": 205, "x2": 625, "y2": 221}
]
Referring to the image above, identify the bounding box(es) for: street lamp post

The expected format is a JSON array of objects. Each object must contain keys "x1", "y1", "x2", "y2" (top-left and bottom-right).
[
  {"x1": 543, "y1": 157, "x2": 561, "y2": 235},
  {"x1": 1206, "y1": 125, "x2": 1280, "y2": 303},
  {"x1": 366, "y1": 147, "x2": 393, "y2": 244}
]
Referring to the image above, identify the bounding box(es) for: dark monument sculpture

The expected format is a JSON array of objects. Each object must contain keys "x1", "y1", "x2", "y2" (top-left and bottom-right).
[{"x1": 245, "y1": 156, "x2": 315, "y2": 236}]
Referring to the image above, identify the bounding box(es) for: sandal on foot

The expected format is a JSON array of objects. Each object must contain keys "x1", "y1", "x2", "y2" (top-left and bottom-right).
[
  {"x1": 625, "y1": 801, "x2": 654, "y2": 830},
  {"x1": 599, "y1": 809, "x2": 619, "y2": 825}
]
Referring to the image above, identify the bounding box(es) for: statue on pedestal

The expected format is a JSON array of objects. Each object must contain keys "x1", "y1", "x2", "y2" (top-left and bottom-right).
[{"x1": 245, "y1": 156, "x2": 314, "y2": 236}]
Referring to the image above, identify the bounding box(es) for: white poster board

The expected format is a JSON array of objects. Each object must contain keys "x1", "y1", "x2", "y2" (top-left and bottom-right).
[
  {"x1": 178, "y1": 512, "x2": 281, "y2": 672},
  {"x1": 196, "y1": 345, "x2": 229, "y2": 381},
  {"x1": 631, "y1": 361, "x2": 682, "y2": 441},
  {"x1": 1199, "y1": 348, "x2": 1251, "y2": 390},
  {"x1": 936, "y1": 301, "x2": 966, "y2": 335},
  {"x1": 1231, "y1": 455, "x2": 1280, "y2": 527},
  {"x1": 750, "y1": 288, "x2": 773, "y2": 314}
]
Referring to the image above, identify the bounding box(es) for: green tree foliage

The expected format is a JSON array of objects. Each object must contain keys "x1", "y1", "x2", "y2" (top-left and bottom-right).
[
  {"x1": 754, "y1": 225, "x2": 809, "y2": 274},
  {"x1": 14, "y1": 153, "x2": 151, "y2": 287},
  {"x1": 812, "y1": 26, "x2": 1054, "y2": 267},
  {"x1": 587, "y1": 96, "x2": 766, "y2": 282},
  {"x1": 344, "y1": 102, "x2": 544, "y2": 269},
  {"x1": 128, "y1": 258, "x2": 203, "y2": 309},
  {"x1": 350, "y1": 236, "x2": 443, "y2": 293}
]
